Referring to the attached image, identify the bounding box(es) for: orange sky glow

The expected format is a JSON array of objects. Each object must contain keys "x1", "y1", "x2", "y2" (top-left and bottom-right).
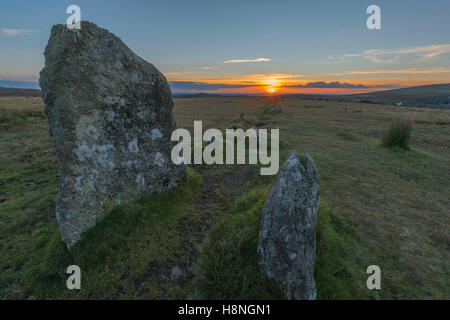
[{"x1": 166, "y1": 72, "x2": 450, "y2": 95}]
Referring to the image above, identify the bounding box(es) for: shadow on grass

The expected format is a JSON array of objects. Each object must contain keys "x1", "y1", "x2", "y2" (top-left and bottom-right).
[{"x1": 10, "y1": 169, "x2": 202, "y2": 299}]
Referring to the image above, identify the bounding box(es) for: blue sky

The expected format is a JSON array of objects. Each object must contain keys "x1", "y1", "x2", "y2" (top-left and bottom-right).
[{"x1": 1, "y1": 0, "x2": 449, "y2": 93}]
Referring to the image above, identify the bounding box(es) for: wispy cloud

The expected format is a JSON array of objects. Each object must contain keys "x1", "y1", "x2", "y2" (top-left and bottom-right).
[
  {"x1": 284, "y1": 81, "x2": 370, "y2": 89},
  {"x1": 329, "y1": 44, "x2": 450, "y2": 63},
  {"x1": 1, "y1": 29, "x2": 21, "y2": 36},
  {"x1": 200, "y1": 66, "x2": 219, "y2": 70},
  {"x1": 1, "y1": 28, "x2": 43, "y2": 36},
  {"x1": 364, "y1": 55, "x2": 396, "y2": 64},
  {"x1": 164, "y1": 72, "x2": 183, "y2": 76},
  {"x1": 243, "y1": 73, "x2": 304, "y2": 79},
  {"x1": 223, "y1": 58, "x2": 272, "y2": 64},
  {"x1": 324, "y1": 68, "x2": 450, "y2": 76}
]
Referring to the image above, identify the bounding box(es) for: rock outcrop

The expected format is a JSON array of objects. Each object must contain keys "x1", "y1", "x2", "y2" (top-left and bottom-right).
[
  {"x1": 39, "y1": 21, "x2": 187, "y2": 248},
  {"x1": 258, "y1": 150, "x2": 320, "y2": 300}
]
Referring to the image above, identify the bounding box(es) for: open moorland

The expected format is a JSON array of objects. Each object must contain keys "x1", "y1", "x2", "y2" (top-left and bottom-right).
[
  {"x1": 269, "y1": 83, "x2": 450, "y2": 109},
  {"x1": 0, "y1": 94, "x2": 449, "y2": 299}
]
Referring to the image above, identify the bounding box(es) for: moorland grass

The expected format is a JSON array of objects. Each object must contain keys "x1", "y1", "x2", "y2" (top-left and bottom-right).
[
  {"x1": 0, "y1": 108, "x2": 46, "y2": 129},
  {"x1": 1, "y1": 169, "x2": 202, "y2": 299},
  {"x1": 189, "y1": 186, "x2": 378, "y2": 299},
  {"x1": 1, "y1": 95, "x2": 449, "y2": 299},
  {"x1": 189, "y1": 186, "x2": 283, "y2": 299},
  {"x1": 174, "y1": 96, "x2": 449, "y2": 299}
]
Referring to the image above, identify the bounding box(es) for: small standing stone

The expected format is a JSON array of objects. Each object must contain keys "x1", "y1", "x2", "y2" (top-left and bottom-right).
[
  {"x1": 258, "y1": 150, "x2": 320, "y2": 300},
  {"x1": 170, "y1": 265, "x2": 183, "y2": 281}
]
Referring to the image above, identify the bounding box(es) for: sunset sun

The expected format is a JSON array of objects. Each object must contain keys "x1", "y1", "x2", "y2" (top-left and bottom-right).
[{"x1": 266, "y1": 78, "x2": 279, "y2": 93}]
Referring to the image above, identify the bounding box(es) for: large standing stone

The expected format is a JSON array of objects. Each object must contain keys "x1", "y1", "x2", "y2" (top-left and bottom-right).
[
  {"x1": 258, "y1": 150, "x2": 320, "y2": 300},
  {"x1": 39, "y1": 21, "x2": 187, "y2": 248}
]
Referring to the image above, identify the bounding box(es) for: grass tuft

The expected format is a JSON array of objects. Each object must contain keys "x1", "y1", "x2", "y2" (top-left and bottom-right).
[{"x1": 382, "y1": 119, "x2": 413, "y2": 150}]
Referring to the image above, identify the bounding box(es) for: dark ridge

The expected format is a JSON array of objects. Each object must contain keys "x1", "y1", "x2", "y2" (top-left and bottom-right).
[{"x1": 0, "y1": 87, "x2": 42, "y2": 97}]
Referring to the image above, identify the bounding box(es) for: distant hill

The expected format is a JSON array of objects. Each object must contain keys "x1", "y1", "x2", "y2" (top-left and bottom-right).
[
  {"x1": 276, "y1": 83, "x2": 450, "y2": 109},
  {"x1": 349, "y1": 83, "x2": 450, "y2": 108},
  {"x1": 0, "y1": 87, "x2": 41, "y2": 97}
]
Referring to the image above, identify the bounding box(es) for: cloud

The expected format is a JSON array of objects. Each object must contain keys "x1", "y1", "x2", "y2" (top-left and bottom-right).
[
  {"x1": 200, "y1": 66, "x2": 219, "y2": 70},
  {"x1": 284, "y1": 81, "x2": 370, "y2": 89},
  {"x1": 223, "y1": 58, "x2": 272, "y2": 64},
  {"x1": 164, "y1": 72, "x2": 182, "y2": 76},
  {"x1": 1, "y1": 28, "x2": 42, "y2": 36},
  {"x1": 364, "y1": 55, "x2": 396, "y2": 64},
  {"x1": 1, "y1": 29, "x2": 21, "y2": 36},
  {"x1": 324, "y1": 68, "x2": 450, "y2": 76},
  {"x1": 242, "y1": 73, "x2": 304, "y2": 79},
  {"x1": 329, "y1": 44, "x2": 450, "y2": 63}
]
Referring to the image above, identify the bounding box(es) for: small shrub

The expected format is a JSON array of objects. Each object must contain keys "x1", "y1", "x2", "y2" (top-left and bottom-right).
[{"x1": 382, "y1": 119, "x2": 413, "y2": 150}]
